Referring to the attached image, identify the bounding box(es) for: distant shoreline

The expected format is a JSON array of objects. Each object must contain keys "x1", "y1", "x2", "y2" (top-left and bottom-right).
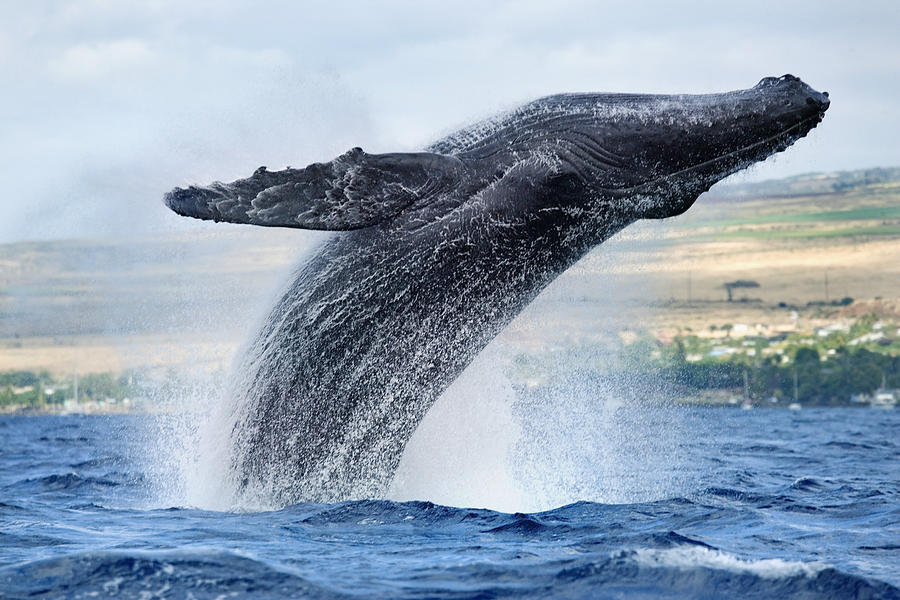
[
  {"x1": 0, "y1": 401, "x2": 150, "y2": 416},
  {"x1": 1, "y1": 398, "x2": 890, "y2": 417}
]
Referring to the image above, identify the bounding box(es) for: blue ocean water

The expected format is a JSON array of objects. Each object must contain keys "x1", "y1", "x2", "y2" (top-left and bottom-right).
[{"x1": 1, "y1": 407, "x2": 898, "y2": 599}]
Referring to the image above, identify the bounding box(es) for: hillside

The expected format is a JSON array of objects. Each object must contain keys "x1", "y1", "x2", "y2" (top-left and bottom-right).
[
  {"x1": 708, "y1": 166, "x2": 900, "y2": 200},
  {"x1": 1, "y1": 166, "x2": 898, "y2": 379}
]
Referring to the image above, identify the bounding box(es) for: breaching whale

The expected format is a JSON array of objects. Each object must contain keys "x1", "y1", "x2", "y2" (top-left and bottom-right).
[{"x1": 165, "y1": 75, "x2": 829, "y2": 504}]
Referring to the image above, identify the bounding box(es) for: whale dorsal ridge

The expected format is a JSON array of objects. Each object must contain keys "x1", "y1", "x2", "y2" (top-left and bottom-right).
[{"x1": 164, "y1": 147, "x2": 465, "y2": 231}]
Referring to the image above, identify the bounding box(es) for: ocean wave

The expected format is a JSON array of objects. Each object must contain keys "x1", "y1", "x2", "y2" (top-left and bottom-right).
[
  {"x1": 0, "y1": 550, "x2": 345, "y2": 600},
  {"x1": 3, "y1": 546, "x2": 896, "y2": 600},
  {"x1": 788, "y1": 476, "x2": 828, "y2": 491},
  {"x1": 823, "y1": 440, "x2": 878, "y2": 450},
  {"x1": 285, "y1": 499, "x2": 496, "y2": 527},
  {"x1": 554, "y1": 547, "x2": 900, "y2": 600},
  {"x1": 632, "y1": 546, "x2": 825, "y2": 578},
  {"x1": 69, "y1": 457, "x2": 124, "y2": 470},
  {"x1": 483, "y1": 516, "x2": 551, "y2": 534},
  {"x1": 19, "y1": 472, "x2": 121, "y2": 491},
  {"x1": 4, "y1": 411, "x2": 899, "y2": 598},
  {"x1": 701, "y1": 486, "x2": 822, "y2": 512}
]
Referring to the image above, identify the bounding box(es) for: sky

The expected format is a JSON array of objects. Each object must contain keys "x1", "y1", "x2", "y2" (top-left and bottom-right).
[{"x1": 1, "y1": 0, "x2": 898, "y2": 243}]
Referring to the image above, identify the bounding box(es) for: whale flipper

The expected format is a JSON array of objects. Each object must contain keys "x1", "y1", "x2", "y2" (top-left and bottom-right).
[{"x1": 164, "y1": 147, "x2": 466, "y2": 230}]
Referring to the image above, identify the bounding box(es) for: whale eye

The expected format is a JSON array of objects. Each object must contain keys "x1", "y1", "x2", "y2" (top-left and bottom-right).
[{"x1": 549, "y1": 172, "x2": 580, "y2": 194}]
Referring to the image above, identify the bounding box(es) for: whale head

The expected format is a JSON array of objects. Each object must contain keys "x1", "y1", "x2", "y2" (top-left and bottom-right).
[
  {"x1": 586, "y1": 74, "x2": 831, "y2": 219},
  {"x1": 431, "y1": 75, "x2": 829, "y2": 229}
]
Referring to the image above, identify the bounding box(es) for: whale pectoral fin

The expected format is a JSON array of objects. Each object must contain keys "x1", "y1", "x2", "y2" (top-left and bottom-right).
[{"x1": 164, "y1": 148, "x2": 465, "y2": 230}]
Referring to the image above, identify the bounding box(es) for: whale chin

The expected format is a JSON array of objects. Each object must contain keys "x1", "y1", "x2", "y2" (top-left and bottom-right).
[{"x1": 655, "y1": 110, "x2": 827, "y2": 219}]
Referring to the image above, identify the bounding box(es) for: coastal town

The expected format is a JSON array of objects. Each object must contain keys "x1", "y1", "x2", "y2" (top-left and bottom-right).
[
  {"x1": 3, "y1": 299, "x2": 897, "y2": 413},
  {"x1": 504, "y1": 298, "x2": 900, "y2": 408}
]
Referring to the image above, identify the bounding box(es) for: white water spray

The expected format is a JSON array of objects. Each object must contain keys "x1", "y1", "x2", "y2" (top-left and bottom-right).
[
  {"x1": 147, "y1": 219, "x2": 696, "y2": 513},
  {"x1": 390, "y1": 224, "x2": 693, "y2": 513}
]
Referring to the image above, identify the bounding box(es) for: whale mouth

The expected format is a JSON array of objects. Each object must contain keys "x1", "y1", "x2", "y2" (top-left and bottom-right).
[{"x1": 682, "y1": 111, "x2": 825, "y2": 180}]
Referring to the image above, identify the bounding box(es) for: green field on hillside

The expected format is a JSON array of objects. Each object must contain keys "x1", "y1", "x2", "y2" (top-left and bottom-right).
[
  {"x1": 704, "y1": 205, "x2": 900, "y2": 228},
  {"x1": 714, "y1": 223, "x2": 900, "y2": 240}
]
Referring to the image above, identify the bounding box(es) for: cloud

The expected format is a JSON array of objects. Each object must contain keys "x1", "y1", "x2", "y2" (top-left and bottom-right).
[
  {"x1": 48, "y1": 38, "x2": 156, "y2": 81},
  {"x1": 0, "y1": 0, "x2": 898, "y2": 243}
]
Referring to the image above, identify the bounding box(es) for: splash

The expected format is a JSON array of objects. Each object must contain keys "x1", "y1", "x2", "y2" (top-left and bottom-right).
[
  {"x1": 389, "y1": 226, "x2": 691, "y2": 513},
  {"x1": 149, "y1": 222, "x2": 695, "y2": 513},
  {"x1": 141, "y1": 235, "x2": 326, "y2": 512},
  {"x1": 145, "y1": 370, "x2": 235, "y2": 510},
  {"x1": 387, "y1": 346, "x2": 527, "y2": 512},
  {"x1": 388, "y1": 348, "x2": 691, "y2": 513}
]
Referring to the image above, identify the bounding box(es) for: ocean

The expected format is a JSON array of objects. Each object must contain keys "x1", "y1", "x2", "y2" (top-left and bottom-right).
[{"x1": 1, "y1": 407, "x2": 898, "y2": 599}]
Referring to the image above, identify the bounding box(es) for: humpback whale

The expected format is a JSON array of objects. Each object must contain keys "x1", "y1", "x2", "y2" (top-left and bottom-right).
[{"x1": 165, "y1": 75, "x2": 829, "y2": 504}]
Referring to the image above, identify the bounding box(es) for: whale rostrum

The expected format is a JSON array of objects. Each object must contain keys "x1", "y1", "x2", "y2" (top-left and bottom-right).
[{"x1": 165, "y1": 75, "x2": 829, "y2": 504}]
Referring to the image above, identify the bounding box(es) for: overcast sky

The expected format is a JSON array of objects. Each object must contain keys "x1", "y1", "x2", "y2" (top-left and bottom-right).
[{"x1": 1, "y1": 0, "x2": 898, "y2": 243}]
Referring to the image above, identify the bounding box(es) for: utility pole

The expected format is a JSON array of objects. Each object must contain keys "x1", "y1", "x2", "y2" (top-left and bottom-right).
[
  {"x1": 73, "y1": 369, "x2": 79, "y2": 405},
  {"x1": 793, "y1": 368, "x2": 799, "y2": 403},
  {"x1": 824, "y1": 270, "x2": 829, "y2": 303}
]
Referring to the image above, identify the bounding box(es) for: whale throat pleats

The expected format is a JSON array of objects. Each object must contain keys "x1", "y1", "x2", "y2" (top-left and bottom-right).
[{"x1": 164, "y1": 147, "x2": 465, "y2": 231}]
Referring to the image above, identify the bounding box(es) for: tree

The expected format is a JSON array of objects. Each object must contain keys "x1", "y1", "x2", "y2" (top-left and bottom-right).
[{"x1": 724, "y1": 280, "x2": 760, "y2": 302}]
